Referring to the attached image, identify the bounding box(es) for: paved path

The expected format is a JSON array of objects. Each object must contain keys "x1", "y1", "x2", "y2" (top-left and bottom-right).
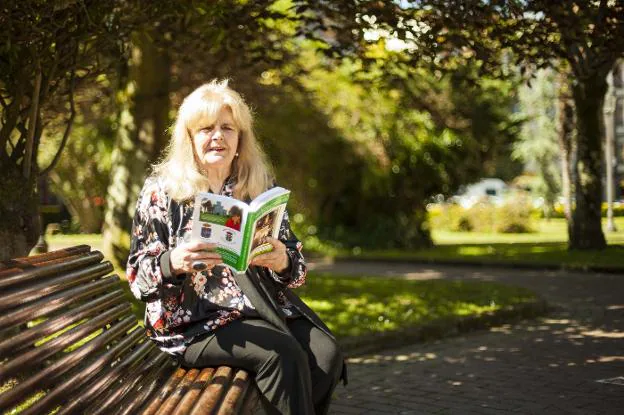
[{"x1": 308, "y1": 261, "x2": 624, "y2": 414}]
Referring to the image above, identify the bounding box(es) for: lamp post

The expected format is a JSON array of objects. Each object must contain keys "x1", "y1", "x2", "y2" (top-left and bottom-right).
[{"x1": 604, "y1": 72, "x2": 617, "y2": 232}]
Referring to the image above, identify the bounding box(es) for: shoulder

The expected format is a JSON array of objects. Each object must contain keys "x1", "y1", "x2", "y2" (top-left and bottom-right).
[{"x1": 137, "y1": 175, "x2": 170, "y2": 210}]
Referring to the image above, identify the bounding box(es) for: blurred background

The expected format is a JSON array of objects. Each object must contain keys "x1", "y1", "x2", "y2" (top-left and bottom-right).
[{"x1": 2, "y1": 0, "x2": 623, "y2": 269}]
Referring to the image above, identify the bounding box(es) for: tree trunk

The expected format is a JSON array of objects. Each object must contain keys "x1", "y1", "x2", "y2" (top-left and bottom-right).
[
  {"x1": 569, "y1": 76, "x2": 607, "y2": 250},
  {"x1": 102, "y1": 31, "x2": 171, "y2": 268},
  {"x1": 557, "y1": 73, "x2": 574, "y2": 238},
  {"x1": 0, "y1": 166, "x2": 40, "y2": 260}
]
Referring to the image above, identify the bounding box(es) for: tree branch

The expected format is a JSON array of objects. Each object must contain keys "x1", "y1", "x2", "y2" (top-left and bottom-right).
[
  {"x1": 22, "y1": 61, "x2": 43, "y2": 179},
  {"x1": 0, "y1": 78, "x2": 26, "y2": 153},
  {"x1": 39, "y1": 66, "x2": 76, "y2": 177}
]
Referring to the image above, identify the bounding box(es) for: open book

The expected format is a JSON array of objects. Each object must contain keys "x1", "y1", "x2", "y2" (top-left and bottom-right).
[{"x1": 191, "y1": 187, "x2": 290, "y2": 273}]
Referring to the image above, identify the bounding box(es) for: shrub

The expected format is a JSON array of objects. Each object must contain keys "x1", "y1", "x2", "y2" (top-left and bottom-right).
[{"x1": 428, "y1": 199, "x2": 535, "y2": 233}]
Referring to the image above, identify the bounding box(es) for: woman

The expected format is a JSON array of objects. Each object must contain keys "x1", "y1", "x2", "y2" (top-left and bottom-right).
[{"x1": 126, "y1": 79, "x2": 345, "y2": 415}]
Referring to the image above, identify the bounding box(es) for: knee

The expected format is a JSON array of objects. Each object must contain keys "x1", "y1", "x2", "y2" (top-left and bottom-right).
[
  {"x1": 329, "y1": 342, "x2": 344, "y2": 382},
  {"x1": 263, "y1": 335, "x2": 309, "y2": 373},
  {"x1": 315, "y1": 337, "x2": 344, "y2": 382}
]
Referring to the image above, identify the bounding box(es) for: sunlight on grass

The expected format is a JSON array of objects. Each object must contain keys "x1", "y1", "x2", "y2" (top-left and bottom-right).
[
  {"x1": 432, "y1": 217, "x2": 624, "y2": 245},
  {"x1": 299, "y1": 273, "x2": 537, "y2": 339}
]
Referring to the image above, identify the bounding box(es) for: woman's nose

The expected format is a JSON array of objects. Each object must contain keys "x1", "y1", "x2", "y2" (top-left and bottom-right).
[{"x1": 211, "y1": 129, "x2": 223, "y2": 140}]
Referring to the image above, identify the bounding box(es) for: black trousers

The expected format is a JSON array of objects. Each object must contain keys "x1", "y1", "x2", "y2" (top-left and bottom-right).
[{"x1": 182, "y1": 317, "x2": 344, "y2": 415}]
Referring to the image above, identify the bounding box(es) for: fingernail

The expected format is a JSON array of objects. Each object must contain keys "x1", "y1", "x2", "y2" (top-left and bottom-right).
[{"x1": 192, "y1": 261, "x2": 207, "y2": 271}]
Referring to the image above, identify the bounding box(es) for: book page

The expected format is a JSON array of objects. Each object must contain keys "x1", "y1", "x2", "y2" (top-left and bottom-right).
[
  {"x1": 191, "y1": 193, "x2": 249, "y2": 267},
  {"x1": 248, "y1": 204, "x2": 286, "y2": 261}
]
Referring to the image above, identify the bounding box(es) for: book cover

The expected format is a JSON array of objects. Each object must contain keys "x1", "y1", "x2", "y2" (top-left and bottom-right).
[{"x1": 191, "y1": 187, "x2": 290, "y2": 272}]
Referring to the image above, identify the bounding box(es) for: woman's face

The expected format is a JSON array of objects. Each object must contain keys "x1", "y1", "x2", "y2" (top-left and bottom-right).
[{"x1": 192, "y1": 106, "x2": 239, "y2": 174}]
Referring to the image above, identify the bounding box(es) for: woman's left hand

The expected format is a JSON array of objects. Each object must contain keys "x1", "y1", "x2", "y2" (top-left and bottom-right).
[{"x1": 249, "y1": 237, "x2": 290, "y2": 274}]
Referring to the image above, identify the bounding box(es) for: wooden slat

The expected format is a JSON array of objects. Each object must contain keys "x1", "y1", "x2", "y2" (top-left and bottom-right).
[
  {"x1": 54, "y1": 341, "x2": 156, "y2": 415},
  {"x1": 89, "y1": 350, "x2": 173, "y2": 415},
  {"x1": 0, "y1": 303, "x2": 131, "y2": 381},
  {"x1": 0, "y1": 245, "x2": 91, "y2": 269},
  {"x1": 0, "y1": 316, "x2": 137, "y2": 411},
  {"x1": 0, "y1": 289, "x2": 126, "y2": 357},
  {"x1": 19, "y1": 325, "x2": 145, "y2": 415},
  {"x1": 0, "y1": 261, "x2": 113, "y2": 311},
  {"x1": 141, "y1": 367, "x2": 188, "y2": 415},
  {"x1": 189, "y1": 366, "x2": 234, "y2": 415},
  {"x1": 0, "y1": 275, "x2": 120, "y2": 330},
  {"x1": 0, "y1": 251, "x2": 104, "y2": 289},
  {"x1": 171, "y1": 368, "x2": 215, "y2": 415},
  {"x1": 114, "y1": 355, "x2": 178, "y2": 415},
  {"x1": 156, "y1": 368, "x2": 201, "y2": 415},
  {"x1": 216, "y1": 369, "x2": 252, "y2": 415}
]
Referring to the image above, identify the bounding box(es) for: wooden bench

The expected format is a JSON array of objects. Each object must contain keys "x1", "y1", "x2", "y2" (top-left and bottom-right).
[{"x1": 0, "y1": 245, "x2": 260, "y2": 414}]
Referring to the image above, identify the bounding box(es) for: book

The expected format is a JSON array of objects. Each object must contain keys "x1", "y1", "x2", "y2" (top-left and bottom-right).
[{"x1": 190, "y1": 186, "x2": 290, "y2": 273}]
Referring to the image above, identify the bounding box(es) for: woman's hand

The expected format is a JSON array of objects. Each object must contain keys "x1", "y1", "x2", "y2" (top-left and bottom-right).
[
  {"x1": 169, "y1": 241, "x2": 222, "y2": 275},
  {"x1": 249, "y1": 237, "x2": 290, "y2": 274}
]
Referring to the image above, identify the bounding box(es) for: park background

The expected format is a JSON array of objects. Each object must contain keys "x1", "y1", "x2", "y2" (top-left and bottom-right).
[{"x1": 2, "y1": 1, "x2": 624, "y2": 356}]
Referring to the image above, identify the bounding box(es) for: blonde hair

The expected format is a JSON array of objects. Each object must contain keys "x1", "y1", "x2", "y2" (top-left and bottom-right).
[{"x1": 153, "y1": 79, "x2": 273, "y2": 201}]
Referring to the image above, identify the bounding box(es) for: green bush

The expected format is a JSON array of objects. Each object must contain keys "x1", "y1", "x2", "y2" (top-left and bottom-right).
[
  {"x1": 548, "y1": 202, "x2": 624, "y2": 218},
  {"x1": 429, "y1": 199, "x2": 535, "y2": 233}
]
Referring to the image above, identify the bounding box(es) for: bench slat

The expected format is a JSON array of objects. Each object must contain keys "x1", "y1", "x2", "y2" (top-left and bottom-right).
[
  {"x1": 0, "y1": 303, "x2": 131, "y2": 381},
  {"x1": 216, "y1": 369, "x2": 253, "y2": 415},
  {"x1": 0, "y1": 275, "x2": 120, "y2": 330},
  {"x1": 0, "y1": 245, "x2": 91, "y2": 270},
  {"x1": 116, "y1": 354, "x2": 178, "y2": 415},
  {"x1": 158, "y1": 368, "x2": 202, "y2": 415},
  {"x1": 0, "y1": 289, "x2": 127, "y2": 357},
  {"x1": 171, "y1": 367, "x2": 216, "y2": 415},
  {"x1": 140, "y1": 367, "x2": 188, "y2": 415},
  {"x1": 0, "y1": 251, "x2": 104, "y2": 289},
  {"x1": 54, "y1": 340, "x2": 156, "y2": 415},
  {"x1": 88, "y1": 350, "x2": 172, "y2": 415},
  {"x1": 190, "y1": 366, "x2": 234, "y2": 414},
  {"x1": 0, "y1": 261, "x2": 113, "y2": 311},
  {"x1": 19, "y1": 325, "x2": 145, "y2": 415},
  {"x1": 0, "y1": 316, "x2": 138, "y2": 411}
]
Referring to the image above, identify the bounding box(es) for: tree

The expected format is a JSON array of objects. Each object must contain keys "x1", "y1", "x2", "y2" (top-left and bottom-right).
[
  {"x1": 292, "y1": 51, "x2": 520, "y2": 248},
  {"x1": 101, "y1": 1, "x2": 312, "y2": 267},
  {"x1": 513, "y1": 68, "x2": 561, "y2": 216},
  {"x1": 39, "y1": 75, "x2": 116, "y2": 233},
  {"x1": 335, "y1": 0, "x2": 624, "y2": 249},
  {"x1": 0, "y1": 0, "x2": 126, "y2": 259}
]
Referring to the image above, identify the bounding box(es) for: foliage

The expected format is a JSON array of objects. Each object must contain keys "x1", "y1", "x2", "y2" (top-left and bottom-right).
[
  {"x1": 0, "y1": 0, "x2": 126, "y2": 176},
  {"x1": 429, "y1": 200, "x2": 536, "y2": 234},
  {"x1": 318, "y1": 1, "x2": 624, "y2": 249},
  {"x1": 289, "y1": 52, "x2": 521, "y2": 249},
  {"x1": 513, "y1": 69, "x2": 561, "y2": 216},
  {"x1": 0, "y1": 0, "x2": 128, "y2": 258},
  {"x1": 38, "y1": 75, "x2": 116, "y2": 233}
]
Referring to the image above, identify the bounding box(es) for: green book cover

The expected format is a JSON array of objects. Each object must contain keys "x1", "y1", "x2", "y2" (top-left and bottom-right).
[{"x1": 191, "y1": 187, "x2": 290, "y2": 272}]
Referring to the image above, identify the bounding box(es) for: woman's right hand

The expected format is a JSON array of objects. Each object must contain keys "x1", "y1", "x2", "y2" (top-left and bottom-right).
[{"x1": 169, "y1": 241, "x2": 223, "y2": 275}]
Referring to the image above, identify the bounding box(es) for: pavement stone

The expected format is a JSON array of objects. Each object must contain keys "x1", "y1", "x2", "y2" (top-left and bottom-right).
[{"x1": 309, "y1": 260, "x2": 624, "y2": 414}]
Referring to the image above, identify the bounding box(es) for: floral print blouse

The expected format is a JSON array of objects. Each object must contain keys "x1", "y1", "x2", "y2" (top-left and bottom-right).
[{"x1": 126, "y1": 175, "x2": 307, "y2": 356}]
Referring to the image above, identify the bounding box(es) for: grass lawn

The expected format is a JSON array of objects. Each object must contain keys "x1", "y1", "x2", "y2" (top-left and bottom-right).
[
  {"x1": 298, "y1": 273, "x2": 538, "y2": 340},
  {"x1": 344, "y1": 218, "x2": 624, "y2": 270}
]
